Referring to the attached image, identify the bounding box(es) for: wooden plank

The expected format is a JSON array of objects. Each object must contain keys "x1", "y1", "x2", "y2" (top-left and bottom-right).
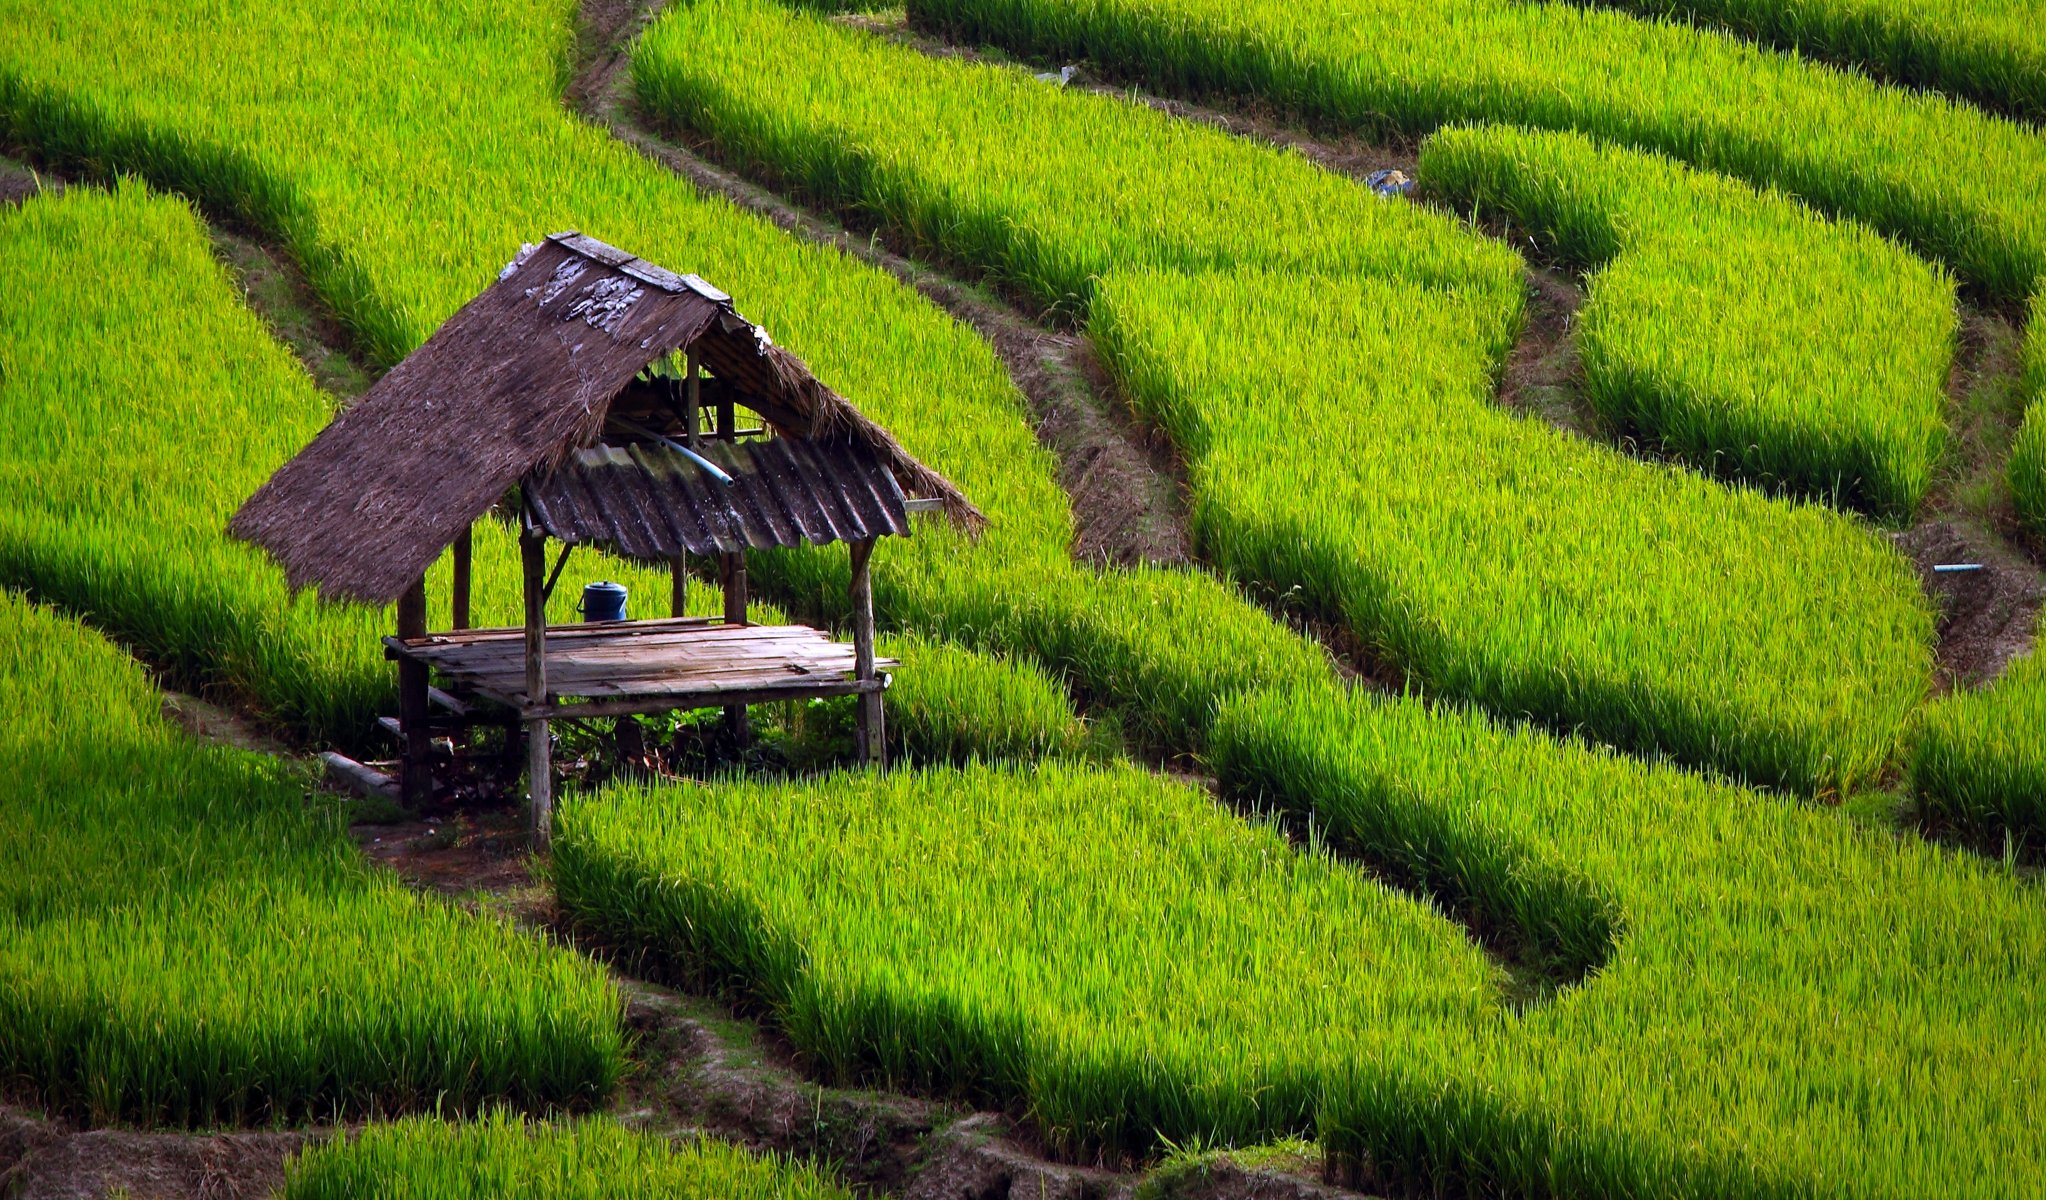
[{"x1": 535, "y1": 676, "x2": 886, "y2": 720}]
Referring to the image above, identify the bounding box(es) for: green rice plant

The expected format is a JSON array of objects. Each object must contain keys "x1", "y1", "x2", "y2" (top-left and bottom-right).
[
  {"x1": 1909, "y1": 651, "x2": 2046, "y2": 839},
  {"x1": 1585, "y1": 0, "x2": 2046, "y2": 121},
  {"x1": 635, "y1": 0, "x2": 1935, "y2": 793},
  {"x1": 878, "y1": 632, "x2": 1094, "y2": 763},
  {"x1": 906, "y1": 0, "x2": 2046, "y2": 306},
  {"x1": 556, "y1": 719, "x2": 2046, "y2": 1196},
  {"x1": 1422, "y1": 124, "x2": 1956, "y2": 521},
  {"x1": 0, "y1": 0, "x2": 1329, "y2": 757},
  {"x1": 2010, "y1": 288, "x2": 2046, "y2": 532},
  {"x1": 0, "y1": 589, "x2": 624, "y2": 1126},
  {"x1": 553, "y1": 760, "x2": 1502, "y2": 1154},
  {"x1": 284, "y1": 1111, "x2": 849, "y2": 1200}
]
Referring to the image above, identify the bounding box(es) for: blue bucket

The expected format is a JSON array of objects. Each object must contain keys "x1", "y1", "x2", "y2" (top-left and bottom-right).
[{"x1": 580, "y1": 581, "x2": 628, "y2": 623}]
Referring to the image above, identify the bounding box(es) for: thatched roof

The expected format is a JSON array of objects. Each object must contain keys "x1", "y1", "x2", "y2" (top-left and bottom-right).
[{"x1": 230, "y1": 232, "x2": 981, "y2": 605}]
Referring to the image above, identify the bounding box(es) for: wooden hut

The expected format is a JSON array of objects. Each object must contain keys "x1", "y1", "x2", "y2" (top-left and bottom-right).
[{"x1": 231, "y1": 232, "x2": 980, "y2": 843}]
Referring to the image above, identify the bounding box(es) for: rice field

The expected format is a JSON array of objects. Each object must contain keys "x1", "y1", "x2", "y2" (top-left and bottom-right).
[
  {"x1": 0, "y1": 587, "x2": 624, "y2": 1125},
  {"x1": 634, "y1": 0, "x2": 1933, "y2": 794},
  {"x1": 3, "y1": 0, "x2": 2046, "y2": 1191},
  {"x1": 1587, "y1": 0, "x2": 2046, "y2": 119},
  {"x1": 555, "y1": 732, "x2": 2046, "y2": 1196},
  {"x1": 1421, "y1": 124, "x2": 1956, "y2": 521},
  {"x1": 0, "y1": 0, "x2": 1328, "y2": 757},
  {"x1": 906, "y1": 0, "x2": 2046, "y2": 328}
]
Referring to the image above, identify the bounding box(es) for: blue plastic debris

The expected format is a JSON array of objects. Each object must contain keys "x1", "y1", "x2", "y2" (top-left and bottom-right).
[{"x1": 1365, "y1": 168, "x2": 1414, "y2": 198}]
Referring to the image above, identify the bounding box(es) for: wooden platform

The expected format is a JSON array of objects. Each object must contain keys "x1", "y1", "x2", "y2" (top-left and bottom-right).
[{"x1": 385, "y1": 617, "x2": 894, "y2": 719}]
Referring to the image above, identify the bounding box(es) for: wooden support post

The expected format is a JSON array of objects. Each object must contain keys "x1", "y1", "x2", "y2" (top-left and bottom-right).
[
  {"x1": 849, "y1": 538, "x2": 884, "y2": 768},
  {"x1": 721, "y1": 550, "x2": 750, "y2": 744},
  {"x1": 683, "y1": 350, "x2": 701, "y2": 449},
  {"x1": 715, "y1": 372, "x2": 735, "y2": 441},
  {"x1": 522, "y1": 515, "x2": 553, "y2": 849},
  {"x1": 450, "y1": 524, "x2": 473, "y2": 631},
  {"x1": 671, "y1": 554, "x2": 688, "y2": 618},
  {"x1": 396, "y1": 575, "x2": 433, "y2": 807}
]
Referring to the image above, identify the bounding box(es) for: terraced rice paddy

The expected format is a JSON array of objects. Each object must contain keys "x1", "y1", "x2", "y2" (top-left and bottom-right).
[
  {"x1": 0, "y1": 586, "x2": 623, "y2": 1125},
  {"x1": 636, "y1": 0, "x2": 1933, "y2": 793},
  {"x1": 4, "y1": 0, "x2": 2046, "y2": 1193}
]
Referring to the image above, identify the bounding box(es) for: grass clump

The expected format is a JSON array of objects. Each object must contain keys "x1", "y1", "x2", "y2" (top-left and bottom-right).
[
  {"x1": 0, "y1": 590, "x2": 623, "y2": 1126},
  {"x1": 1910, "y1": 650, "x2": 2046, "y2": 840},
  {"x1": 2009, "y1": 288, "x2": 2046, "y2": 533},
  {"x1": 283, "y1": 1111, "x2": 848, "y2": 1200},
  {"x1": 633, "y1": 0, "x2": 1934, "y2": 794},
  {"x1": 1423, "y1": 123, "x2": 1956, "y2": 522},
  {"x1": 878, "y1": 632, "x2": 1094, "y2": 763}
]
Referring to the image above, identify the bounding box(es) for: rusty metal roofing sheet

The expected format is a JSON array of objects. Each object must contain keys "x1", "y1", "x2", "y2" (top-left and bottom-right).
[{"x1": 525, "y1": 436, "x2": 911, "y2": 560}]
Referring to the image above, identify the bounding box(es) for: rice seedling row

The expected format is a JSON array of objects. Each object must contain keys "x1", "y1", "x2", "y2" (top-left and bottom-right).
[
  {"x1": 2009, "y1": 291, "x2": 2046, "y2": 531},
  {"x1": 0, "y1": 578, "x2": 623, "y2": 1126},
  {"x1": 1584, "y1": 0, "x2": 2046, "y2": 121},
  {"x1": 282, "y1": 1112, "x2": 850, "y2": 1200},
  {"x1": 1909, "y1": 650, "x2": 2046, "y2": 838},
  {"x1": 903, "y1": 0, "x2": 2046, "y2": 309},
  {"x1": 634, "y1": 0, "x2": 1933, "y2": 793},
  {"x1": 1421, "y1": 123, "x2": 1955, "y2": 521}
]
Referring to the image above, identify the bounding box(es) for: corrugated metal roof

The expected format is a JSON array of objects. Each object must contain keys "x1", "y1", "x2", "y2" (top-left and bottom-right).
[{"x1": 525, "y1": 436, "x2": 911, "y2": 559}]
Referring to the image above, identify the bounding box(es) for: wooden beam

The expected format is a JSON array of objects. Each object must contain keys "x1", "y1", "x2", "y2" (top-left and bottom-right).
[
  {"x1": 321, "y1": 751, "x2": 398, "y2": 802},
  {"x1": 715, "y1": 368, "x2": 736, "y2": 441},
  {"x1": 721, "y1": 550, "x2": 750, "y2": 744},
  {"x1": 522, "y1": 513, "x2": 553, "y2": 849},
  {"x1": 849, "y1": 538, "x2": 884, "y2": 768},
  {"x1": 672, "y1": 554, "x2": 688, "y2": 618},
  {"x1": 450, "y1": 524, "x2": 473, "y2": 631},
  {"x1": 396, "y1": 574, "x2": 433, "y2": 807},
  {"x1": 683, "y1": 349, "x2": 700, "y2": 449},
  {"x1": 528, "y1": 676, "x2": 884, "y2": 721}
]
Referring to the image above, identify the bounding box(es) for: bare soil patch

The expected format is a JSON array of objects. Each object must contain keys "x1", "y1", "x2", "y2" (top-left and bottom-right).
[{"x1": 0, "y1": 1108, "x2": 304, "y2": 1200}]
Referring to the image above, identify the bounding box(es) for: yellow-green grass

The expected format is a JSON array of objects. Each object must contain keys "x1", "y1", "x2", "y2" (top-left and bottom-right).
[
  {"x1": 284, "y1": 1112, "x2": 849, "y2": 1200},
  {"x1": 2010, "y1": 289, "x2": 2046, "y2": 532},
  {"x1": 0, "y1": 0, "x2": 1329, "y2": 755},
  {"x1": 634, "y1": 0, "x2": 1934, "y2": 793},
  {"x1": 0, "y1": 588, "x2": 623, "y2": 1126},
  {"x1": 1910, "y1": 650, "x2": 2046, "y2": 840},
  {"x1": 905, "y1": 0, "x2": 2046, "y2": 307},
  {"x1": 556, "y1": 727, "x2": 2046, "y2": 1197},
  {"x1": 1422, "y1": 124, "x2": 1955, "y2": 521},
  {"x1": 1586, "y1": 0, "x2": 2046, "y2": 120}
]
